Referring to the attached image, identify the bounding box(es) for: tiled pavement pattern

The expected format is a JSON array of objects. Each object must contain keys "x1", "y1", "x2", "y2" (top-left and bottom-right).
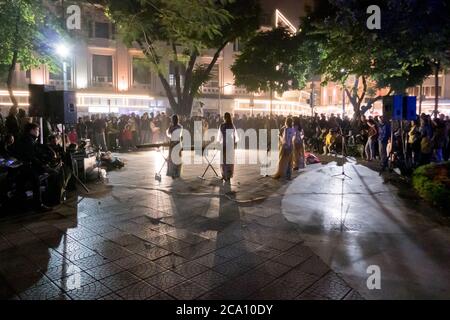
[{"x1": 0, "y1": 150, "x2": 363, "y2": 300}]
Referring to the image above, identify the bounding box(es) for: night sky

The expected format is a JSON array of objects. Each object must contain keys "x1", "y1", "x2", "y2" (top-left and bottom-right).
[{"x1": 260, "y1": 0, "x2": 313, "y2": 26}]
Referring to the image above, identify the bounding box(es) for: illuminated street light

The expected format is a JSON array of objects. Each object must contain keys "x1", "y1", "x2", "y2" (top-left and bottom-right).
[{"x1": 55, "y1": 43, "x2": 71, "y2": 90}]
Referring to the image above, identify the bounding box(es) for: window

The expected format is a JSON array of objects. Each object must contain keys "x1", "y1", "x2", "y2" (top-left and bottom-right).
[
  {"x1": 89, "y1": 21, "x2": 112, "y2": 39},
  {"x1": 132, "y1": 57, "x2": 151, "y2": 85},
  {"x1": 25, "y1": 70, "x2": 31, "y2": 79},
  {"x1": 49, "y1": 63, "x2": 72, "y2": 81},
  {"x1": 92, "y1": 55, "x2": 113, "y2": 84},
  {"x1": 233, "y1": 38, "x2": 241, "y2": 52},
  {"x1": 202, "y1": 64, "x2": 219, "y2": 88},
  {"x1": 168, "y1": 61, "x2": 186, "y2": 87},
  {"x1": 94, "y1": 22, "x2": 110, "y2": 39}
]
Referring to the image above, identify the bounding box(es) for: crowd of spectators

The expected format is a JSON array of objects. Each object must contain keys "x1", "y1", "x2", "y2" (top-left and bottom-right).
[{"x1": 2, "y1": 107, "x2": 450, "y2": 172}]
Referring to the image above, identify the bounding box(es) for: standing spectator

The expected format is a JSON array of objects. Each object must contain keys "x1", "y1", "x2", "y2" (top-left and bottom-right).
[
  {"x1": 94, "y1": 114, "x2": 107, "y2": 151},
  {"x1": 86, "y1": 115, "x2": 95, "y2": 144},
  {"x1": 377, "y1": 116, "x2": 391, "y2": 172},
  {"x1": 5, "y1": 106, "x2": 20, "y2": 139},
  {"x1": 68, "y1": 128, "x2": 78, "y2": 145},
  {"x1": 432, "y1": 118, "x2": 446, "y2": 163},
  {"x1": 419, "y1": 115, "x2": 433, "y2": 165},
  {"x1": 273, "y1": 117, "x2": 296, "y2": 180},
  {"x1": 140, "y1": 113, "x2": 151, "y2": 144},
  {"x1": 128, "y1": 115, "x2": 138, "y2": 148},
  {"x1": 76, "y1": 117, "x2": 87, "y2": 140},
  {"x1": 365, "y1": 119, "x2": 378, "y2": 161},
  {"x1": 407, "y1": 119, "x2": 421, "y2": 167}
]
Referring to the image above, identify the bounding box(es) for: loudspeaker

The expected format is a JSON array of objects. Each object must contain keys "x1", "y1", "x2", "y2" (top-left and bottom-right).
[
  {"x1": 47, "y1": 91, "x2": 77, "y2": 125},
  {"x1": 383, "y1": 95, "x2": 403, "y2": 120},
  {"x1": 28, "y1": 84, "x2": 55, "y2": 117},
  {"x1": 403, "y1": 96, "x2": 417, "y2": 121}
]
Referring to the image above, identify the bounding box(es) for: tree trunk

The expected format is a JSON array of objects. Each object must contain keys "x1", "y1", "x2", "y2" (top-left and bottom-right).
[
  {"x1": 7, "y1": 7, "x2": 20, "y2": 109},
  {"x1": 434, "y1": 61, "x2": 440, "y2": 119},
  {"x1": 7, "y1": 49, "x2": 19, "y2": 109}
]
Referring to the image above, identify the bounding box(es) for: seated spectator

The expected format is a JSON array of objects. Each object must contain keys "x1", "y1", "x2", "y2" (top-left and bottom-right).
[{"x1": 13, "y1": 123, "x2": 53, "y2": 212}]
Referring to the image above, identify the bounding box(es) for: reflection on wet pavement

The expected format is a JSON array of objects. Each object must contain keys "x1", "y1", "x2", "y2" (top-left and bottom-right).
[{"x1": 283, "y1": 160, "x2": 450, "y2": 299}]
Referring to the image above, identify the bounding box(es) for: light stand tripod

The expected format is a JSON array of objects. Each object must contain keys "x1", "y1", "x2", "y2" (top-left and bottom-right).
[
  {"x1": 198, "y1": 143, "x2": 221, "y2": 180},
  {"x1": 95, "y1": 146, "x2": 103, "y2": 184},
  {"x1": 61, "y1": 123, "x2": 90, "y2": 193},
  {"x1": 333, "y1": 84, "x2": 352, "y2": 180},
  {"x1": 332, "y1": 125, "x2": 352, "y2": 180}
]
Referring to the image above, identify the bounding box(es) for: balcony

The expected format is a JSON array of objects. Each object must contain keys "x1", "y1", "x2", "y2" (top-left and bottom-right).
[
  {"x1": 92, "y1": 76, "x2": 113, "y2": 88},
  {"x1": 48, "y1": 79, "x2": 73, "y2": 89}
]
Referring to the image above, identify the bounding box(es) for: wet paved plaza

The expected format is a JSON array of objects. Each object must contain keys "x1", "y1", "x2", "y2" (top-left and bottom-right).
[
  {"x1": 0, "y1": 150, "x2": 362, "y2": 300},
  {"x1": 1, "y1": 150, "x2": 448, "y2": 300}
]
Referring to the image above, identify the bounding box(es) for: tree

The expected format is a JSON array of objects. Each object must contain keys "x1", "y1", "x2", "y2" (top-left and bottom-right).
[
  {"x1": 97, "y1": 0, "x2": 261, "y2": 116},
  {"x1": 0, "y1": 0, "x2": 61, "y2": 108},
  {"x1": 231, "y1": 28, "x2": 302, "y2": 94},
  {"x1": 304, "y1": 0, "x2": 450, "y2": 118}
]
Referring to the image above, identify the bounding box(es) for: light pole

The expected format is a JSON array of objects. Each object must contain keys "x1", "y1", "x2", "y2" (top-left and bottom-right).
[
  {"x1": 218, "y1": 82, "x2": 232, "y2": 116},
  {"x1": 56, "y1": 43, "x2": 71, "y2": 91}
]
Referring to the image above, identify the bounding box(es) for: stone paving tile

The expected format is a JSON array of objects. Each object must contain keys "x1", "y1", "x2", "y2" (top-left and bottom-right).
[
  {"x1": 273, "y1": 252, "x2": 311, "y2": 268},
  {"x1": 190, "y1": 270, "x2": 229, "y2": 290},
  {"x1": 19, "y1": 282, "x2": 65, "y2": 300},
  {"x1": 344, "y1": 290, "x2": 365, "y2": 300},
  {"x1": 3, "y1": 272, "x2": 51, "y2": 293},
  {"x1": 249, "y1": 280, "x2": 301, "y2": 300},
  {"x1": 285, "y1": 244, "x2": 315, "y2": 260},
  {"x1": 67, "y1": 281, "x2": 112, "y2": 300},
  {"x1": 294, "y1": 256, "x2": 331, "y2": 278},
  {"x1": 116, "y1": 281, "x2": 161, "y2": 300},
  {"x1": 153, "y1": 255, "x2": 189, "y2": 269},
  {"x1": 98, "y1": 293, "x2": 124, "y2": 300},
  {"x1": 54, "y1": 272, "x2": 96, "y2": 291},
  {"x1": 113, "y1": 254, "x2": 150, "y2": 270},
  {"x1": 73, "y1": 254, "x2": 111, "y2": 271},
  {"x1": 65, "y1": 248, "x2": 98, "y2": 262},
  {"x1": 85, "y1": 262, "x2": 124, "y2": 280},
  {"x1": 166, "y1": 280, "x2": 209, "y2": 300},
  {"x1": 145, "y1": 270, "x2": 187, "y2": 290},
  {"x1": 147, "y1": 292, "x2": 176, "y2": 300},
  {"x1": 172, "y1": 261, "x2": 210, "y2": 279},
  {"x1": 96, "y1": 246, "x2": 133, "y2": 261},
  {"x1": 212, "y1": 259, "x2": 253, "y2": 278},
  {"x1": 42, "y1": 263, "x2": 81, "y2": 281},
  {"x1": 192, "y1": 253, "x2": 231, "y2": 268},
  {"x1": 255, "y1": 260, "x2": 292, "y2": 278},
  {"x1": 127, "y1": 261, "x2": 166, "y2": 280},
  {"x1": 215, "y1": 245, "x2": 247, "y2": 260},
  {"x1": 137, "y1": 246, "x2": 172, "y2": 261},
  {"x1": 297, "y1": 272, "x2": 352, "y2": 300},
  {"x1": 253, "y1": 246, "x2": 283, "y2": 260},
  {"x1": 99, "y1": 271, "x2": 141, "y2": 292}
]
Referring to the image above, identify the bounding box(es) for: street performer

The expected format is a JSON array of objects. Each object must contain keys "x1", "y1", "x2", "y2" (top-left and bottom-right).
[{"x1": 166, "y1": 114, "x2": 183, "y2": 179}]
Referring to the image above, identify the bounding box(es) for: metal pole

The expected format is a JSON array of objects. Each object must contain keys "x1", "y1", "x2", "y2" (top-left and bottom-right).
[
  {"x1": 218, "y1": 87, "x2": 221, "y2": 116},
  {"x1": 269, "y1": 88, "x2": 273, "y2": 118},
  {"x1": 419, "y1": 84, "x2": 423, "y2": 115},
  {"x1": 63, "y1": 61, "x2": 68, "y2": 91}
]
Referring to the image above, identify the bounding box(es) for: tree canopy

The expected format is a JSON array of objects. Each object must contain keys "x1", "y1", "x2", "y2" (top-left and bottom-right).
[
  {"x1": 0, "y1": 0, "x2": 62, "y2": 108},
  {"x1": 232, "y1": 0, "x2": 450, "y2": 118},
  {"x1": 99, "y1": 0, "x2": 261, "y2": 115}
]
